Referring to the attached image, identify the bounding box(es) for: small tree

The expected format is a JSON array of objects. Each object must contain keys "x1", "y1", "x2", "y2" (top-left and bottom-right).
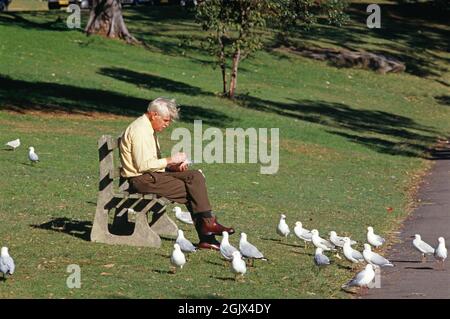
[
  {"x1": 196, "y1": 0, "x2": 348, "y2": 98},
  {"x1": 85, "y1": 0, "x2": 138, "y2": 44},
  {"x1": 196, "y1": 0, "x2": 278, "y2": 98}
]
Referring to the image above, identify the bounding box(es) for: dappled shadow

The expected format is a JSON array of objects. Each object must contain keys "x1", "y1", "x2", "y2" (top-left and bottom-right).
[
  {"x1": 31, "y1": 217, "x2": 92, "y2": 241},
  {"x1": 274, "y1": 2, "x2": 449, "y2": 78},
  {"x1": 98, "y1": 67, "x2": 212, "y2": 97},
  {"x1": 0, "y1": 75, "x2": 234, "y2": 126},
  {"x1": 237, "y1": 95, "x2": 438, "y2": 158},
  {"x1": 0, "y1": 12, "x2": 71, "y2": 32},
  {"x1": 0, "y1": 74, "x2": 146, "y2": 116}
]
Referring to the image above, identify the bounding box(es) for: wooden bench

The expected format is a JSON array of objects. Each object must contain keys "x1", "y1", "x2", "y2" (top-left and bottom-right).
[{"x1": 91, "y1": 135, "x2": 178, "y2": 248}]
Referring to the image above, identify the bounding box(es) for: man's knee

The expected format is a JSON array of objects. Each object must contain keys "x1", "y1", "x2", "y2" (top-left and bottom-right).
[{"x1": 188, "y1": 170, "x2": 206, "y2": 183}]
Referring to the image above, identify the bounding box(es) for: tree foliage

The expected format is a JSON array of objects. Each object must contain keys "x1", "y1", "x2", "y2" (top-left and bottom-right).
[{"x1": 196, "y1": 0, "x2": 348, "y2": 98}]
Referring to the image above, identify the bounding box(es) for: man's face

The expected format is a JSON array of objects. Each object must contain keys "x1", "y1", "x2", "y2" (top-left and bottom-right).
[{"x1": 148, "y1": 111, "x2": 172, "y2": 132}]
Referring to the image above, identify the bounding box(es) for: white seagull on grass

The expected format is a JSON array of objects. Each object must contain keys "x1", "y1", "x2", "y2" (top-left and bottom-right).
[
  {"x1": 5, "y1": 138, "x2": 20, "y2": 151},
  {"x1": 0, "y1": 247, "x2": 15, "y2": 279},
  {"x1": 363, "y1": 243, "x2": 394, "y2": 268},
  {"x1": 277, "y1": 214, "x2": 290, "y2": 240},
  {"x1": 342, "y1": 264, "x2": 375, "y2": 295},
  {"x1": 343, "y1": 237, "x2": 364, "y2": 265},
  {"x1": 220, "y1": 231, "x2": 238, "y2": 261},
  {"x1": 173, "y1": 207, "x2": 193, "y2": 225},
  {"x1": 231, "y1": 251, "x2": 246, "y2": 281},
  {"x1": 294, "y1": 222, "x2": 312, "y2": 248},
  {"x1": 28, "y1": 146, "x2": 39, "y2": 164},
  {"x1": 314, "y1": 247, "x2": 330, "y2": 267},
  {"x1": 239, "y1": 233, "x2": 267, "y2": 266},
  {"x1": 367, "y1": 226, "x2": 385, "y2": 248},
  {"x1": 170, "y1": 243, "x2": 186, "y2": 273},
  {"x1": 329, "y1": 231, "x2": 356, "y2": 248},
  {"x1": 311, "y1": 229, "x2": 336, "y2": 251},
  {"x1": 175, "y1": 229, "x2": 196, "y2": 253}
]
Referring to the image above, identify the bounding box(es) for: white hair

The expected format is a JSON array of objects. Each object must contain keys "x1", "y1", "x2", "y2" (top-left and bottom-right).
[{"x1": 147, "y1": 97, "x2": 179, "y2": 121}]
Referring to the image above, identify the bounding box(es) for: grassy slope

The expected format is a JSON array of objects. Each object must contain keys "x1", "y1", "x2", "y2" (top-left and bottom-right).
[{"x1": 0, "y1": 3, "x2": 449, "y2": 298}]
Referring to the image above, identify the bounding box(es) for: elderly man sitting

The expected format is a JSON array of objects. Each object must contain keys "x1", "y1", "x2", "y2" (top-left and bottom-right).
[{"x1": 119, "y1": 97, "x2": 234, "y2": 250}]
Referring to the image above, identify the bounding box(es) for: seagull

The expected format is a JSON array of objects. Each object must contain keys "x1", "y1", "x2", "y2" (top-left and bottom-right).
[
  {"x1": 343, "y1": 237, "x2": 365, "y2": 265},
  {"x1": 434, "y1": 237, "x2": 447, "y2": 270},
  {"x1": 363, "y1": 243, "x2": 394, "y2": 267},
  {"x1": 277, "y1": 214, "x2": 290, "y2": 240},
  {"x1": 412, "y1": 234, "x2": 435, "y2": 263},
  {"x1": 173, "y1": 207, "x2": 193, "y2": 225},
  {"x1": 28, "y1": 146, "x2": 39, "y2": 164},
  {"x1": 342, "y1": 264, "x2": 375, "y2": 295},
  {"x1": 294, "y1": 221, "x2": 312, "y2": 248},
  {"x1": 0, "y1": 247, "x2": 15, "y2": 279},
  {"x1": 329, "y1": 231, "x2": 356, "y2": 248},
  {"x1": 311, "y1": 229, "x2": 336, "y2": 251},
  {"x1": 5, "y1": 138, "x2": 20, "y2": 151},
  {"x1": 175, "y1": 229, "x2": 197, "y2": 253},
  {"x1": 367, "y1": 226, "x2": 385, "y2": 248},
  {"x1": 314, "y1": 247, "x2": 330, "y2": 266},
  {"x1": 170, "y1": 243, "x2": 186, "y2": 273},
  {"x1": 231, "y1": 251, "x2": 246, "y2": 281},
  {"x1": 220, "y1": 231, "x2": 238, "y2": 261},
  {"x1": 239, "y1": 233, "x2": 267, "y2": 266}
]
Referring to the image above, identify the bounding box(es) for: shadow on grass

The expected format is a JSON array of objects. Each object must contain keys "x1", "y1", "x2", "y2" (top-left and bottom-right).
[
  {"x1": 31, "y1": 217, "x2": 92, "y2": 241},
  {"x1": 0, "y1": 75, "x2": 234, "y2": 127},
  {"x1": 0, "y1": 12, "x2": 70, "y2": 32},
  {"x1": 274, "y1": 2, "x2": 449, "y2": 78},
  {"x1": 98, "y1": 67, "x2": 213, "y2": 97},
  {"x1": 435, "y1": 95, "x2": 450, "y2": 107},
  {"x1": 152, "y1": 269, "x2": 173, "y2": 275},
  {"x1": 212, "y1": 276, "x2": 236, "y2": 282},
  {"x1": 236, "y1": 95, "x2": 439, "y2": 158}
]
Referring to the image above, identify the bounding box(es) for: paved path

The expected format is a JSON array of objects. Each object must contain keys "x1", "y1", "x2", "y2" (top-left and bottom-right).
[{"x1": 364, "y1": 141, "x2": 450, "y2": 299}]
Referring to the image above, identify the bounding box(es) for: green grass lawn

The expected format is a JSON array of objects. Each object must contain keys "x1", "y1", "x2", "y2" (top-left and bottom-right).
[{"x1": 0, "y1": 2, "x2": 449, "y2": 298}]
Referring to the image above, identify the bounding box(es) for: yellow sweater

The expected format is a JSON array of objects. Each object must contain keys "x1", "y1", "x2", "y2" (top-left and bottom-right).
[{"x1": 119, "y1": 114, "x2": 168, "y2": 177}]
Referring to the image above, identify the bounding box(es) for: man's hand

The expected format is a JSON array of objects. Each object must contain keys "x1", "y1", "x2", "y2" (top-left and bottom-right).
[
  {"x1": 167, "y1": 161, "x2": 189, "y2": 172},
  {"x1": 167, "y1": 152, "x2": 187, "y2": 165}
]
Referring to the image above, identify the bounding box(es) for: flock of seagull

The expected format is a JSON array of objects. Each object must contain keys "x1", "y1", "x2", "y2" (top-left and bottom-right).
[
  {"x1": 169, "y1": 211, "x2": 448, "y2": 292},
  {"x1": 4, "y1": 138, "x2": 40, "y2": 164},
  {"x1": 276, "y1": 214, "x2": 447, "y2": 292},
  {"x1": 170, "y1": 228, "x2": 266, "y2": 281}
]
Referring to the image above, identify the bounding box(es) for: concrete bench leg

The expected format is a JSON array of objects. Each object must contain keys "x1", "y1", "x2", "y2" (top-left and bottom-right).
[
  {"x1": 150, "y1": 213, "x2": 178, "y2": 237},
  {"x1": 91, "y1": 205, "x2": 161, "y2": 248}
]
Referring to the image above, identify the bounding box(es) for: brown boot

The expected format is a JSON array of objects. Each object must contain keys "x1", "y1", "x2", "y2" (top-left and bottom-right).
[{"x1": 194, "y1": 211, "x2": 235, "y2": 236}]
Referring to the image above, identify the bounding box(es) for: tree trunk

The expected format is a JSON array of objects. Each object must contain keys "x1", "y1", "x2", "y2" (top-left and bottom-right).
[
  {"x1": 228, "y1": 48, "x2": 241, "y2": 98},
  {"x1": 218, "y1": 33, "x2": 227, "y2": 95},
  {"x1": 85, "y1": 0, "x2": 139, "y2": 44}
]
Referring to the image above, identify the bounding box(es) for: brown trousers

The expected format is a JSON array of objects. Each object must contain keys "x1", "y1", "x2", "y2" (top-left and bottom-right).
[{"x1": 128, "y1": 170, "x2": 212, "y2": 214}]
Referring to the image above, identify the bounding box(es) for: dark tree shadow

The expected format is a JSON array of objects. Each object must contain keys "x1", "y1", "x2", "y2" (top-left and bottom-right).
[
  {"x1": 272, "y1": 2, "x2": 450, "y2": 78},
  {"x1": 435, "y1": 95, "x2": 450, "y2": 107},
  {"x1": 31, "y1": 218, "x2": 92, "y2": 241},
  {"x1": 98, "y1": 67, "x2": 212, "y2": 97},
  {"x1": 0, "y1": 75, "x2": 234, "y2": 127},
  {"x1": 236, "y1": 95, "x2": 439, "y2": 158},
  {"x1": 0, "y1": 12, "x2": 71, "y2": 32}
]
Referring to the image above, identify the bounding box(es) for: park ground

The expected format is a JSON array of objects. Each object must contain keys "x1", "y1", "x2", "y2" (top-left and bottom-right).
[{"x1": 0, "y1": 0, "x2": 449, "y2": 298}]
